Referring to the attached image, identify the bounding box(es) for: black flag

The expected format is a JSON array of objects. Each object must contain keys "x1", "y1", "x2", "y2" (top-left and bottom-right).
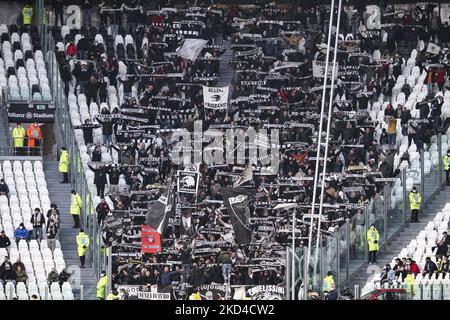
[
  {"x1": 221, "y1": 187, "x2": 254, "y2": 244},
  {"x1": 145, "y1": 195, "x2": 167, "y2": 230}
]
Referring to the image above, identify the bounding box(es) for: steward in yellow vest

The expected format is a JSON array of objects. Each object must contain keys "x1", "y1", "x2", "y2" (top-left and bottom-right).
[
  {"x1": 76, "y1": 229, "x2": 90, "y2": 268},
  {"x1": 367, "y1": 224, "x2": 380, "y2": 264},
  {"x1": 70, "y1": 190, "x2": 82, "y2": 228},
  {"x1": 443, "y1": 151, "x2": 450, "y2": 186},
  {"x1": 409, "y1": 187, "x2": 421, "y2": 223},
  {"x1": 22, "y1": 5, "x2": 33, "y2": 25}
]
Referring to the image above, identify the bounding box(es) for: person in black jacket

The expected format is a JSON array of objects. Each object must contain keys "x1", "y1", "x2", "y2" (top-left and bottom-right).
[
  {"x1": 58, "y1": 268, "x2": 71, "y2": 286},
  {"x1": 90, "y1": 145, "x2": 103, "y2": 162},
  {"x1": 96, "y1": 197, "x2": 110, "y2": 225},
  {"x1": 118, "y1": 75, "x2": 137, "y2": 99},
  {"x1": 60, "y1": 63, "x2": 72, "y2": 97},
  {"x1": 98, "y1": 76, "x2": 108, "y2": 103},
  {"x1": 77, "y1": 38, "x2": 90, "y2": 60},
  {"x1": 423, "y1": 256, "x2": 438, "y2": 279},
  {"x1": 30, "y1": 208, "x2": 45, "y2": 241},
  {"x1": 74, "y1": 119, "x2": 97, "y2": 145},
  {"x1": 88, "y1": 163, "x2": 108, "y2": 197},
  {"x1": 46, "y1": 219, "x2": 58, "y2": 252},
  {"x1": 176, "y1": 239, "x2": 195, "y2": 285},
  {"x1": 0, "y1": 231, "x2": 11, "y2": 249},
  {"x1": 107, "y1": 166, "x2": 121, "y2": 193},
  {"x1": 416, "y1": 99, "x2": 430, "y2": 119},
  {"x1": 95, "y1": 108, "x2": 113, "y2": 148},
  {"x1": 78, "y1": 62, "x2": 94, "y2": 94},
  {"x1": 46, "y1": 204, "x2": 60, "y2": 228},
  {"x1": 0, "y1": 264, "x2": 16, "y2": 286},
  {"x1": 0, "y1": 179, "x2": 9, "y2": 205},
  {"x1": 326, "y1": 285, "x2": 338, "y2": 300},
  {"x1": 86, "y1": 76, "x2": 99, "y2": 106}
]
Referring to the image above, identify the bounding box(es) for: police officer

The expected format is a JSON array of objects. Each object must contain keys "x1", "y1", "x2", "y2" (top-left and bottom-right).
[
  {"x1": 76, "y1": 228, "x2": 90, "y2": 268},
  {"x1": 443, "y1": 150, "x2": 450, "y2": 186},
  {"x1": 409, "y1": 186, "x2": 422, "y2": 223},
  {"x1": 367, "y1": 223, "x2": 380, "y2": 264}
]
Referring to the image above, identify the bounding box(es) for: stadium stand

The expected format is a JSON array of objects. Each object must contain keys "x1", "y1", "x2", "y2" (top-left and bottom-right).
[
  {"x1": 0, "y1": 160, "x2": 72, "y2": 300},
  {"x1": 43, "y1": 1, "x2": 450, "y2": 300},
  {"x1": 0, "y1": 0, "x2": 450, "y2": 301},
  {"x1": 0, "y1": 24, "x2": 51, "y2": 102}
]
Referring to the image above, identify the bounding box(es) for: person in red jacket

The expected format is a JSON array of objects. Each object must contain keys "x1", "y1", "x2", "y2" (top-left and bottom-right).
[
  {"x1": 406, "y1": 258, "x2": 420, "y2": 276},
  {"x1": 436, "y1": 66, "x2": 446, "y2": 92},
  {"x1": 66, "y1": 42, "x2": 77, "y2": 57}
]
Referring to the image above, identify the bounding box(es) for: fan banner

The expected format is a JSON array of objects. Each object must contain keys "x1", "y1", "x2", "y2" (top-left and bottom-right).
[
  {"x1": 177, "y1": 170, "x2": 200, "y2": 194},
  {"x1": 312, "y1": 60, "x2": 338, "y2": 78},
  {"x1": 141, "y1": 225, "x2": 162, "y2": 254},
  {"x1": 202, "y1": 85, "x2": 229, "y2": 110}
]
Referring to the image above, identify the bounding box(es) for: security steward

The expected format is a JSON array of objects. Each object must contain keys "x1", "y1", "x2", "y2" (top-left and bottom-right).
[
  {"x1": 70, "y1": 189, "x2": 83, "y2": 228},
  {"x1": 76, "y1": 228, "x2": 90, "y2": 268},
  {"x1": 26, "y1": 122, "x2": 42, "y2": 156},
  {"x1": 409, "y1": 186, "x2": 422, "y2": 223},
  {"x1": 22, "y1": 4, "x2": 33, "y2": 26},
  {"x1": 12, "y1": 123, "x2": 26, "y2": 155},
  {"x1": 367, "y1": 223, "x2": 380, "y2": 264},
  {"x1": 59, "y1": 147, "x2": 69, "y2": 183},
  {"x1": 443, "y1": 150, "x2": 450, "y2": 186}
]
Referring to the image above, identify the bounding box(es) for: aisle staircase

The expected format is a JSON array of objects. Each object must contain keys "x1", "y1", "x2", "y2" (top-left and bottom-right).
[
  {"x1": 348, "y1": 186, "x2": 450, "y2": 294},
  {"x1": 43, "y1": 160, "x2": 97, "y2": 300}
]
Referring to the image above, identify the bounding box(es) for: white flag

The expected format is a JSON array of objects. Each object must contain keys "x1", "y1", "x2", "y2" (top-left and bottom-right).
[
  {"x1": 312, "y1": 60, "x2": 338, "y2": 78},
  {"x1": 427, "y1": 42, "x2": 441, "y2": 55},
  {"x1": 203, "y1": 86, "x2": 229, "y2": 110},
  {"x1": 176, "y1": 39, "x2": 208, "y2": 61}
]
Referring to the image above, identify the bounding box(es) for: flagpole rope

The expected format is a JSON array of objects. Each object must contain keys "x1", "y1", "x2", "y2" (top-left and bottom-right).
[{"x1": 305, "y1": 0, "x2": 336, "y2": 300}]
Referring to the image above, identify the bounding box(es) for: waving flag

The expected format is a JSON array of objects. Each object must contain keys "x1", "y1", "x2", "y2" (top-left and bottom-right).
[{"x1": 177, "y1": 39, "x2": 208, "y2": 61}]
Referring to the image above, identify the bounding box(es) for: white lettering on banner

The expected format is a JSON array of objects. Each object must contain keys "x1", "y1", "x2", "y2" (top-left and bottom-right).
[
  {"x1": 66, "y1": 5, "x2": 81, "y2": 29},
  {"x1": 202, "y1": 86, "x2": 229, "y2": 110},
  {"x1": 365, "y1": 5, "x2": 381, "y2": 29},
  {"x1": 137, "y1": 291, "x2": 171, "y2": 300},
  {"x1": 229, "y1": 195, "x2": 248, "y2": 205},
  {"x1": 312, "y1": 60, "x2": 338, "y2": 78}
]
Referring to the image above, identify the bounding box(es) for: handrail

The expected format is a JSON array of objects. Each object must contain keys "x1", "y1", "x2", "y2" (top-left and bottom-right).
[{"x1": 48, "y1": 34, "x2": 104, "y2": 299}]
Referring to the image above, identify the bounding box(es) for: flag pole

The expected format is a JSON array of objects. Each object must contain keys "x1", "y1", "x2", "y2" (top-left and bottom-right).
[{"x1": 291, "y1": 206, "x2": 296, "y2": 299}]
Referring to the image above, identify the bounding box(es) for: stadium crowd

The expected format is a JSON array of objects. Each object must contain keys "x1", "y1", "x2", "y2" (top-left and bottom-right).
[{"x1": 43, "y1": 0, "x2": 450, "y2": 299}]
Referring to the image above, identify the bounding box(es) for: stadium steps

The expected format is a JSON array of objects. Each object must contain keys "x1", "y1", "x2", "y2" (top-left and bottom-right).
[
  {"x1": 43, "y1": 160, "x2": 98, "y2": 300},
  {"x1": 347, "y1": 186, "x2": 450, "y2": 293},
  {"x1": 0, "y1": 109, "x2": 11, "y2": 156}
]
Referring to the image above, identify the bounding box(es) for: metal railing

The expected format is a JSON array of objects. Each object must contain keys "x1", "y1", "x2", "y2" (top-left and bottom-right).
[
  {"x1": 48, "y1": 44, "x2": 104, "y2": 300},
  {"x1": 2, "y1": 87, "x2": 53, "y2": 104},
  {"x1": 289, "y1": 134, "x2": 447, "y2": 299},
  {"x1": 10, "y1": 137, "x2": 44, "y2": 157}
]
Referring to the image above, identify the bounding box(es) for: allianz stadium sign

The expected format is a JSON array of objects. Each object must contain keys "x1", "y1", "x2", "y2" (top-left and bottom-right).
[{"x1": 8, "y1": 103, "x2": 55, "y2": 123}]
